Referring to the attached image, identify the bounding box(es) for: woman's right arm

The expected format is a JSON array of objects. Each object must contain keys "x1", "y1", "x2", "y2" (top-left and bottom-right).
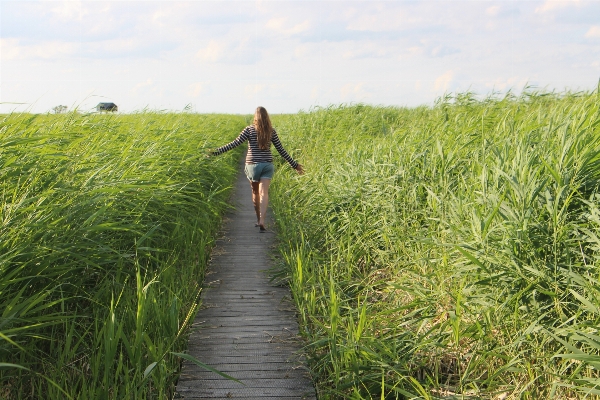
[{"x1": 212, "y1": 128, "x2": 249, "y2": 156}]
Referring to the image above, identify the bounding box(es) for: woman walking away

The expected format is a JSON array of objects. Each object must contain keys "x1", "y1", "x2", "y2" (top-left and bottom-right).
[{"x1": 211, "y1": 106, "x2": 304, "y2": 232}]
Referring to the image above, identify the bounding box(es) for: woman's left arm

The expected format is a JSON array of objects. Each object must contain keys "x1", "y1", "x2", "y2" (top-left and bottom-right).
[{"x1": 271, "y1": 131, "x2": 299, "y2": 169}]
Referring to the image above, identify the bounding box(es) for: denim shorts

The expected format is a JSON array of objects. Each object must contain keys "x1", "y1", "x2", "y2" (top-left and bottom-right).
[{"x1": 244, "y1": 162, "x2": 275, "y2": 182}]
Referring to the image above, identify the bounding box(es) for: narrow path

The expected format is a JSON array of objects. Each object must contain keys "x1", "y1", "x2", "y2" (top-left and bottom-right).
[{"x1": 175, "y1": 162, "x2": 316, "y2": 400}]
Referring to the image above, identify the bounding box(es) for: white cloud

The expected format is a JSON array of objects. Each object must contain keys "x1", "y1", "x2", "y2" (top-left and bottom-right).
[
  {"x1": 189, "y1": 82, "x2": 208, "y2": 98},
  {"x1": 343, "y1": 42, "x2": 391, "y2": 60},
  {"x1": 194, "y1": 37, "x2": 257, "y2": 65},
  {"x1": 486, "y1": 6, "x2": 501, "y2": 16},
  {"x1": 245, "y1": 84, "x2": 265, "y2": 99},
  {"x1": 408, "y1": 40, "x2": 460, "y2": 58},
  {"x1": 434, "y1": 71, "x2": 454, "y2": 92},
  {"x1": 131, "y1": 79, "x2": 156, "y2": 97},
  {"x1": 151, "y1": 10, "x2": 168, "y2": 27},
  {"x1": 0, "y1": 38, "x2": 78, "y2": 60},
  {"x1": 49, "y1": 0, "x2": 86, "y2": 21},
  {"x1": 535, "y1": 0, "x2": 582, "y2": 13},
  {"x1": 310, "y1": 86, "x2": 320, "y2": 101},
  {"x1": 87, "y1": 38, "x2": 146, "y2": 56},
  {"x1": 585, "y1": 26, "x2": 600, "y2": 38},
  {"x1": 345, "y1": 5, "x2": 421, "y2": 32},
  {"x1": 484, "y1": 77, "x2": 528, "y2": 91},
  {"x1": 293, "y1": 44, "x2": 311, "y2": 60},
  {"x1": 266, "y1": 18, "x2": 311, "y2": 36},
  {"x1": 196, "y1": 40, "x2": 225, "y2": 63},
  {"x1": 430, "y1": 45, "x2": 459, "y2": 58},
  {"x1": 485, "y1": 4, "x2": 520, "y2": 19},
  {"x1": 340, "y1": 83, "x2": 371, "y2": 101},
  {"x1": 0, "y1": 39, "x2": 22, "y2": 60}
]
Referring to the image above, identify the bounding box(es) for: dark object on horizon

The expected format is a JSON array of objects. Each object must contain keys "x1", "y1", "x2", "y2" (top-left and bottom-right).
[
  {"x1": 52, "y1": 105, "x2": 68, "y2": 114},
  {"x1": 96, "y1": 102, "x2": 118, "y2": 112}
]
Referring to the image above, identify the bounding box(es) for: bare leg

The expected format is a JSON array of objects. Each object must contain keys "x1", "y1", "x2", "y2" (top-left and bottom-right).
[
  {"x1": 250, "y1": 181, "x2": 260, "y2": 225},
  {"x1": 258, "y1": 178, "x2": 271, "y2": 228}
]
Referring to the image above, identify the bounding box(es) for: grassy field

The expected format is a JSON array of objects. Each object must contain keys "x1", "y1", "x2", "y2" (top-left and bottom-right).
[
  {"x1": 270, "y1": 89, "x2": 600, "y2": 399},
  {"x1": 0, "y1": 111, "x2": 246, "y2": 398},
  {"x1": 2, "y1": 90, "x2": 600, "y2": 399}
]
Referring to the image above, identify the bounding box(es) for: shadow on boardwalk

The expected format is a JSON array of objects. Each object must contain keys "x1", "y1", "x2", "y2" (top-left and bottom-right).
[{"x1": 175, "y1": 163, "x2": 316, "y2": 400}]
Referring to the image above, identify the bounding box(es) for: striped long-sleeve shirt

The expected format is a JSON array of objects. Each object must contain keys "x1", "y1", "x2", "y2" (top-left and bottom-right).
[{"x1": 213, "y1": 125, "x2": 299, "y2": 169}]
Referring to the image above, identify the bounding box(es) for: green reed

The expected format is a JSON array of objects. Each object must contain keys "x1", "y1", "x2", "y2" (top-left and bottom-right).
[
  {"x1": 270, "y1": 89, "x2": 600, "y2": 399},
  {"x1": 0, "y1": 111, "x2": 245, "y2": 398}
]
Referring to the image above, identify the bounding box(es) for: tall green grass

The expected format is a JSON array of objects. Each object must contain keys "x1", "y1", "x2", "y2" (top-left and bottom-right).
[
  {"x1": 271, "y1": 89, "x2": 600, "y2": 399},
  {"x1": 0, "y1": 112, "x2": 246, "y2": 398}
]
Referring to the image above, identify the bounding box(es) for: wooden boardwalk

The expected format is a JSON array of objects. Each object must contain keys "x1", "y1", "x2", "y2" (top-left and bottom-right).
[{"x1": 175, "y1": 164, "x2": 317, "y2": 399}]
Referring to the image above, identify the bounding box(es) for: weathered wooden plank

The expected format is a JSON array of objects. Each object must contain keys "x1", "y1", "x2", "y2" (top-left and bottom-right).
[
  {"x1": 201, "y1": 293, "x2": 286, "y2": 298},
  {"x1": 195, "y1": 311, "x2": 297, "y2": 318},
  {"x1": 184, "y1": 345, "x2": 303, "y2": 354},
  {"x1": 180, "y1": 362, "x2": 302, "y2": 373},
  {"x1": 180, "y1": 355, "x2": 305, "y2": 364},
  {"x1": 183, "y1": 348, "x2": 304, "y2": 357},
  {"x1": 188, "y1": 337, "x2": 304, "y2": 346},
  {"x1": 178, "y1": 392, "x2": 313, "y2": 400},
  {"x1": 189, "y1": 328, "x2": 300, "y2": 337},
  {"x1": 177, "y1": 397, "x2": 311, "y2": 400},
  {"x1": 193, "y1": 330, "x2": 300, "y2": 337},
  {"x1": 177, "y1": 386, "x2": 315, "y2": 398},
  {"x1": 190, "y1": 319, "x2": 300, "y2": 332},
  {"x1": 178, "y1": 378, "x2": 310, "y2": 394},
  {"x1": 177, "y1": 397, "x2": 312, "y2": 400},
  {"x1": 175, "y1": 163, "x2": 316, "y2": 399},
  {"x1": 179, "y1": 370, "x2": 309, "y2": 380}
]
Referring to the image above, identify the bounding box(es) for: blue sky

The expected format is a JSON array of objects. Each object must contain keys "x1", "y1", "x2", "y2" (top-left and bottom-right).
[{"x1": 1, "y1": 0, "x2": 599, "y2": 114}]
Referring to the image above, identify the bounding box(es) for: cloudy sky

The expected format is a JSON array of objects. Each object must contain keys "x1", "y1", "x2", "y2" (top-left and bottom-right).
[{"x1": 1, "y1": 0, "x2": 599, "y2": 114}]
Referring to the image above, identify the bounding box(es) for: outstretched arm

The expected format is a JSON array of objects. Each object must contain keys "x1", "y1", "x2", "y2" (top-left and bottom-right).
[
  {"x1": 211, "y1": 128, "x2": 250, "y2": 156},
  {"x1": 272, "y1": 131, "x2": 300, "y2": 169}
]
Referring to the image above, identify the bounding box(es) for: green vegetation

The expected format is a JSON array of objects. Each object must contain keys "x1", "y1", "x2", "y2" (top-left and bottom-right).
[
  {"x1": 3, "y1": 89, "x2": 600, "y2": 400},
  {"x1": 0, "y1": 112, "x2": 245, "y2": 398},
  {"x1": 271, "y1": 89, "x2": 600, "y2": 399}
]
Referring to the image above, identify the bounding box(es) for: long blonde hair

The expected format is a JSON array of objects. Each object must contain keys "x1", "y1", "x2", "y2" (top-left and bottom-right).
[{"x1": 254, "y1": 106, "x2": 273, "y2": 150}]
